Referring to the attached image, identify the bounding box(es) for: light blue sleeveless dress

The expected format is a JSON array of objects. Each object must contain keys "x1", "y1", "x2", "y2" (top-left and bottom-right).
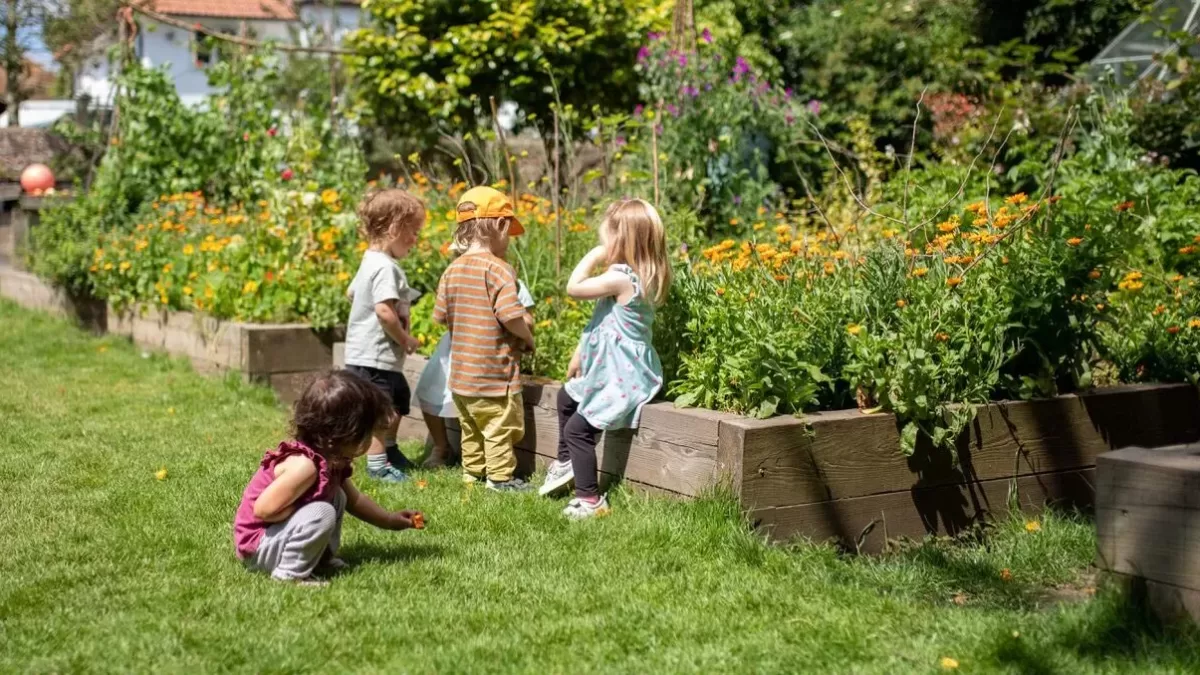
[{"x1": 563, "y1": 264, "x2": 663, "y2": 430}]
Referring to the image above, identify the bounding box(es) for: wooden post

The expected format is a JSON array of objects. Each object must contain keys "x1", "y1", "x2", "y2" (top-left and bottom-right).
[
  {"x1": 597, "y1": 117, "x2": 610, "y2": 194},
  {"x1": 327, "y1": 0, "x2": 337, "y2": 130},
  {"x1": 552, "y1": 106, "x2": 562, "y2": 278},
  {"x1": 489, "y1": 96, "x2": 517, "y2": 205},
  {"x1": 652, "y1": 101, "x2": 662, "y2": 208}
]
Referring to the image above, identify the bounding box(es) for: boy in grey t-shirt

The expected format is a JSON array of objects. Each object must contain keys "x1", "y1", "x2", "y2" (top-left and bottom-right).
[{"x1": 344, "y1": 189, "x2": 426, "y2": 482}]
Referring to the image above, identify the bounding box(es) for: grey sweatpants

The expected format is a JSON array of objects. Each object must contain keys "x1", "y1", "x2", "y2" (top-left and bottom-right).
[{"x1": 247, "y1": 488, "x2": 346, "y2": 580}]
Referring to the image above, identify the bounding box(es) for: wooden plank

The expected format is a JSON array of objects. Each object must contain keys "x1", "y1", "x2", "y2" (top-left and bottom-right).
[
  {"x1": 0, "y1": 264, "x2": 106, "y2": 332},
  {"x1": 737, "y1": 386, "x2": 1200, "y2": 509},
  {"x1": 1113, "y1": 574, "x2": 1200, "y2": 624},
  {"x1": 243, "y1": 324, "x2": 338, "y2": 375},
  {"x1": 751, "y1": 467, "x2": 1096, "y2": 553},
  {"x1": 1096, "y1": 445, "x2": 1200, "y2": 592}
]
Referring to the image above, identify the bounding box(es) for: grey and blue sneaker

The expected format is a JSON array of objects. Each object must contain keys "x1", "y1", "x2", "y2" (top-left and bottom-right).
[
  {"x1": 367, "y1": 463, "x2": 409, "y2": 483},
  {"x1": 538, "y1": 460, "x2": 575, "y2": 496},
  {"x1": 563, "y1": 495, "x2": 610, "y2": 520},
  {"x1": 486, "y1": 477, "x2": 534, "y2": 492}
]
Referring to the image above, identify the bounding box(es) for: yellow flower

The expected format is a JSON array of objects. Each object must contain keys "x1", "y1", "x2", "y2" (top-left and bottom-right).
[
  {"x1": 135, "y1": 239, "x2": 149, "y2": 252},
  {"x1": 965, "y1": 201, "x2": 987, "y2": 215},
  {"x1": 155, "y1": 467, "x2": 168, "y2": 481},
  {"x1": 896, "y1": 299, "x2": 907, "y2": 308},
  {"x1": 1189, "y1": 318, "x2": 1200, "y2": 329},
  {"x1": 940, "y1": 656, "x2": 960, "y2": 670},
  {"x1": 159, "y1": 294, "x2": 168, "y2": 305},
  {"x1": 937, "y1": 220, "x2": 958, "y2": 233},
  {"x1": 356, "y1": 241, "x2": 368, "y2": 253},
  {"x1": 204, "y1": 286, "x2": 215, "y2": 299},
  {"x1": 119, "y1": 261, "x2": 132, "y2": 272},
  {"x1": 847, "y1": 323, "x2": 862, "y2": 336},
  {"x1": 1025, "y1": 520, "x2": 1041, "y2": 533},
  {"x1": 1067, "y1": 237, "x2": 1083, "y2": 247},
  {"x1": 881, "y1": 228, "x2": 898, "y2": 238},
  {"x1": 536, "y1": 319, "x2": 552, "y2": 330},
  {"x1": 1005, "y1": 192, "x2": 1028, "y2": 205},
  {"x1": 337, "y1": 271, "x2": 351, "y2": 282},
  {"x1": 243, "y1": 280, "x2": 259, "y2": 295},
  {"x1": 321, "y1": 189, "x2": 339, "y2": 206},
  {"x1": 716, "y1": 287, "x2": 726, "y2": 296},
  {"x1": 912, "y1": 267, "x2": 929, "y2": 278},
  {"x1": 94, "y1": 248, "x2": 105, "y2": 261},
  {"x1": 162, "y1": 263, "x2": 173, "y2": 274},
  {"x1": 729, "y1": 218, "x2": 740, "y2": 226},
  {"x1": 183, "y1": 244, "x2": 195, "y2": 256},
  {"x1": 183, "y1": 286, "x2": 193, "y2": 296},
  {"x1": 753, "y1": 222, "x2": 765, "y2": 231}
]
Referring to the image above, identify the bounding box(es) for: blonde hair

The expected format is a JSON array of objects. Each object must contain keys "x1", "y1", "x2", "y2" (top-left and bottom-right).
[
  {"x1": 452, "y1": 214, "x2": 512, "y2": 252},
  {"x1": 357, "y1": 189, "x2": 425, "y2": 244},
  {"x1": 602, "y1": 199, "x2": 672, "y2": 306}
]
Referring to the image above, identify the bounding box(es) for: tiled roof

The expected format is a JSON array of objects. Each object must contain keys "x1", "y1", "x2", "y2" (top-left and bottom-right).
[{"x1": 143, "y1": 0, "x2": 297, "y2": 20}]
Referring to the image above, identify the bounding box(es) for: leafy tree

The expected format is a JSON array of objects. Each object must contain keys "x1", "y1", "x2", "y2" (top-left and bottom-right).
[{"x1": 346, "y1": 0, "x2": 671, "y2": 140}]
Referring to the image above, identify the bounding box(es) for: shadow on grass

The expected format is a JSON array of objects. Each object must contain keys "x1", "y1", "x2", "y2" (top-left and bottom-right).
[
  {"x1": 988, "y1": 586, "x2": 1200, "y2": 672},
  {"x1": 339, "y1": 541, "x2": 444, "y2": 568}
]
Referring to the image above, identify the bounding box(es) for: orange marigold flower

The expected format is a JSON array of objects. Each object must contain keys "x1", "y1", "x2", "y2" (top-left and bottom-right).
[
  {"x1": 1114, "y1": 200, "x2": 1135, "y2": 213},
  {"x1": 1180, "y1": 245, "x2": 1197, "y2": 255},
  {"x1": 935, "y1": 332, "x2": 950, "y2": 342},
  {"x1": 1153, "y1": 304, "x2": 1167, "y2": 316},
  {"x1": 1172, "y1": 274, "x2": 1185, "y2": 283},
  {"x1": 965, "y1": 201, "x2": 987, "y2": 215},
  {"x1": 823, "y1": 261, "x2": 836, "y2": 275},
  {"x1": 946, "y1": 277, "x2": 964, "y2": 287},
  {"x1": 774, "y1": 274, "x2": 788, "y2": 282},
  {"x1": 1048, "y1": 195, "x2": 1063, "y2": 204},
  {"x1": 1005, "y1": 193, "x2": 1028, "y2": 205},
  {"x1": 1167, "y1": 325, "x2": 1182, "y2": 335},
  {"x1": 1067, "y1": 237, "x2": 1083, "y2": 246},
  {"x1": 937, "y1": 220, "x2": 958, "y2": 233},
  {"x1": 912, "y1": 267, "x2": 929, "y2": 278},
  {"x1": 1088, "y1": 269, "x2": 1101, "y2": 280},
  {"x1": 847, "y1": 323, "x2": 862, "y2": 336},
  {"x1": 1000, "y1": 568, "x2": 1013, "y2": 582},
  {"x1": 896, "y1": 299, "x2": 907, "y2": 308},
  {"x1": 716, "y1": 287, "x2": 726, "y2": 296},
  {"x1": 1189, "y1": 318, "x2": 1200, "y2": 329},
  {"x1": 1096, "y1": 303, "x2": 1105, "y2": 311}
]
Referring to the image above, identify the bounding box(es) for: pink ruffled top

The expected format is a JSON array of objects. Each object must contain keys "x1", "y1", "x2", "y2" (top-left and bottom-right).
[{"x1": 233, "y1": 441, "x2": 352, "y2": 559}]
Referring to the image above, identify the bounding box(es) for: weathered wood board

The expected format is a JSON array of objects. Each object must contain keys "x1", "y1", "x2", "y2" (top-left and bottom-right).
[
  {"x1": 0, "y1": 263, "x2": 106, "y2": 332},
  {"x1": 1097, "y1": 444, "x2": 1200, "y2": 622},
  {"x1": 752, "y1": 467, "x2": 1096, "y2": 553}
]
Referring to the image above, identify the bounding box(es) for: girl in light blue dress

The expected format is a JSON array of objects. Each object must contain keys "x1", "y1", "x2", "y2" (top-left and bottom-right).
[{"x1": 538, "y1": 199, "x2": 673, "y2": 519}]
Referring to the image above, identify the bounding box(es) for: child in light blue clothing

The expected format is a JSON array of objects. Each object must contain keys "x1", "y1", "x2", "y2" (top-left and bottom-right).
[{"x1": 538, "y1": 199, "x2": 673, "y2": 518}]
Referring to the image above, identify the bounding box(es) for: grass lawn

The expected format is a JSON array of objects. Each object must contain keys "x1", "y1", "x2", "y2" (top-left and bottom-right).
[{"x1": 1, "y1": 299, "x2": 1197, "y2": 673}]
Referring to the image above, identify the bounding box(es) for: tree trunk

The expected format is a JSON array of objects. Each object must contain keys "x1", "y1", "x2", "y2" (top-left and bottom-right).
[{"x1": 4, "y1": 0, "x2": 21, "y2": 127}]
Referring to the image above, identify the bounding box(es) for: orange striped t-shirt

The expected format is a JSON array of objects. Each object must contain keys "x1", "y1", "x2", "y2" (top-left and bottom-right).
[{"x1": 433, "y1": 252, "x2": 527, "y2": 398}]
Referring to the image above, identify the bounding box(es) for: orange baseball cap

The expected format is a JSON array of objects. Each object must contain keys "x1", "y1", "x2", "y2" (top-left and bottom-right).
[{"x1": 456, "y1": 186, "x2": 524, "y2": 236}]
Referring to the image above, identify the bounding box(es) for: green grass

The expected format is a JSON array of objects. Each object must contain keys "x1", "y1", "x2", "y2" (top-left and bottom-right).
[{"x1": 1, "y1": 299, "x2": 1197, "y2": 674}]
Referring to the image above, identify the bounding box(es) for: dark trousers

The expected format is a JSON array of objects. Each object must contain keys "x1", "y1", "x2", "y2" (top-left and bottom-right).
[{"x1": 556, "y1": 388, "x2": 602, "y2": 498}]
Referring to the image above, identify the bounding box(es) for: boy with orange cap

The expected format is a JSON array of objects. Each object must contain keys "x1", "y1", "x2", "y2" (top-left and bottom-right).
[{"x1": 433, "y1": 187, "x2": 536, "y2": 491}]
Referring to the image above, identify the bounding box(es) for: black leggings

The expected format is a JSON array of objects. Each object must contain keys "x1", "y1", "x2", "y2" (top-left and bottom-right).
[{"x1": 556, "y1": 388, "x2": 602, "y2": 498}]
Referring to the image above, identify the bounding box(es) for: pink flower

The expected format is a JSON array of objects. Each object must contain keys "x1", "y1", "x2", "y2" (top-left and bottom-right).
[
  {"x1": 637, "y1": 46, "x2": 650, "y2": 62},
  {"x1": 267, "y1": 127, "x2": 277, "y2": 137},
  {"x1": 701, "y1": 27, "x2": 713, "y2": 44},
  {"x1": 807, "y1": 99, "x2": 822, "y2": 116},
  {"x1": 242, "y1": 132, "x2": 250, "y2": 142},
  {"x1": 280, "y1": 168, "x2": 294, "y2": 181}
]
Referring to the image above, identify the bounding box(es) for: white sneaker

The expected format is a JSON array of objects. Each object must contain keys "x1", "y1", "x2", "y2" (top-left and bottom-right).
[
  {"x1": 539, "y1": 460, "x2": 575, "y2": 496},
  {"x1": 562, "y1": 494, "x2": 610, "y2": 520}
]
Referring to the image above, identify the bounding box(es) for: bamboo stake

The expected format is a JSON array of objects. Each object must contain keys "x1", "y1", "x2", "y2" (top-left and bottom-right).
[
  {"x1": 597, "y1": 117, "x2": 610, "y2": 194},
  {"x1": 553, "y1": 106, "x2": 562, "y2": 278},
  {"x1": 327, "y1": 0, "x2": 337, "y2": 131},
  {"x1": 489, "y1": 96, "x2": 517, "y2": 205}
]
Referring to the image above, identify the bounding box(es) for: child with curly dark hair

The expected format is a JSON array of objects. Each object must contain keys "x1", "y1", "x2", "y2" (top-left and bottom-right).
[{"x1": 233, "y1": 370, "x2": 425, "y2": 584}]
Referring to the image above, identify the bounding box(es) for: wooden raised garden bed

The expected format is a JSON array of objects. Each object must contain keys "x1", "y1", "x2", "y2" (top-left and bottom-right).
[
  {"x1": 361, "y1": 350, "x2": 1200, "y2": 552},
  {"x1": 0, "y1": 261, "x2": 338, "y2": 404},
  {"x1": 108, "y1": 303, "x2": 340, "y2": 403},
  {"x1": 1097, "y1": 444, "x2": 1200, "y2": 623}
]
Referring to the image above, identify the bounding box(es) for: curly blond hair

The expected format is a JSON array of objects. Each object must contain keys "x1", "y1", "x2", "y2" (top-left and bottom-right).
[{"x1": 357, "y1": 189, "x2": 425, "y2": 244}]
